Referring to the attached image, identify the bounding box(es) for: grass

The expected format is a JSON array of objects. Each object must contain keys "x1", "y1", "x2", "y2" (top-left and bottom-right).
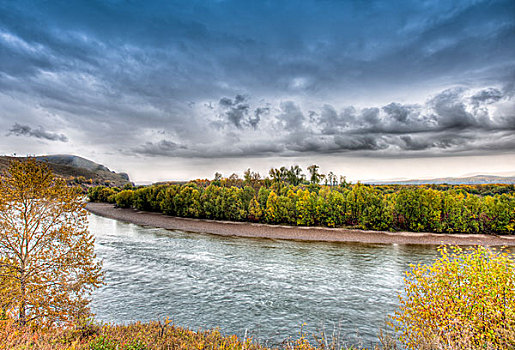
[
  {"x1": 0, "y1": 317, "x2": 395, "y2": 350},
  {"x1": 1, "y1": 314, "x2": 513, "y2": 350}
]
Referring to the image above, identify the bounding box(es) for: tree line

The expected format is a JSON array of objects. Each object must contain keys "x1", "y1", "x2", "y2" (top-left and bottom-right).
[{"x1": 88, "y1": 166, "x2": 514, "y2": 235}]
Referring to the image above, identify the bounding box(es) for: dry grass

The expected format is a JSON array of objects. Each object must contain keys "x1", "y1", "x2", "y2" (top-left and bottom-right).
[
  {"x1": 0, "y1": 318, "x2": 389, "y2": 350},
  {"x1": 3, "y1": 316, "x2": 512, "y2": 349}
]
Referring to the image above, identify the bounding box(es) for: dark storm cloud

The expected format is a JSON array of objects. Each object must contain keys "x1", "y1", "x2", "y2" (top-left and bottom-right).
[
  {"x1": 333, "y1": 135, "x2": 387, "y2": 151},
  {"x1": 268, "y1": 85, "x2": 515, "y2": 156},
  {"x1": 399, "y1": 134, "x2": 472, "y2": 151},
  {"x1": 0, "y1": 0, "x2": 514, "y2": 160},
  {"x1": 7, "y1": 123, "x2": 68, "y2": 142},
  {"x1": 215, "y1": 95, "x2": 273, "y2": 130},
  {"x1": 429, "y1": 88, "x2": 477, "y2": 129},
  {"x1": 218, "y1": 95, "x2": 250, "y2": 128}
]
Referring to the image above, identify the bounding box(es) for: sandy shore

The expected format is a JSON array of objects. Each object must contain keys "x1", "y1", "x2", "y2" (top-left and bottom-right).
[{"x1": 86, "y1": 202, "x2": 515, "y2": 246}]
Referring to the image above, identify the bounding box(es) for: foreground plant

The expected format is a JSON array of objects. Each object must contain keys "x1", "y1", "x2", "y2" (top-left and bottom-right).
[
  {"x1": 392, "y1": 245, "x2": 515, "y2": 349},
  {"x1": 0, "y1": 158, "x2": 103, "y2": 327},
  {"x1": 0, "y1": 317, "x2": 396, "y2": 350},
  {"x1": 0, "y1": 318, "x2": 294, "y2": 349}
]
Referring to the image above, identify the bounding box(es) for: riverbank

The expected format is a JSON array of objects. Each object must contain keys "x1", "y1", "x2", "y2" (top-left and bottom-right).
[
  {"x1": 86, "y1": 202, "x2": 515, "y2": 246},
  {"x1": 0, "y1": 318, "x2": 323, "y2": 350}
]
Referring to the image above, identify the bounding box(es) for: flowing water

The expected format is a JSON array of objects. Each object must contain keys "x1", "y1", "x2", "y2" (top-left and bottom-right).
[{"x1": 89, "y1": 213, "x2": 439, "y2": 348}]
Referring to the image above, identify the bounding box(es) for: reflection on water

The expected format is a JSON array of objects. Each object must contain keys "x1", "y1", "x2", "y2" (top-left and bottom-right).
[{"x1": 89, "y1": 214, "x2": 438, "y2": 347}]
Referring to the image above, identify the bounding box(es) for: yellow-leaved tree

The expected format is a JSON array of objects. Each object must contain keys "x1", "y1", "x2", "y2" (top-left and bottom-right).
[
  {"x1": 392, "y1": 245, "x2": 515, "y2": 349},
  {"x1": 0, "y1": 158, "x2": 103, "y2": 326}
]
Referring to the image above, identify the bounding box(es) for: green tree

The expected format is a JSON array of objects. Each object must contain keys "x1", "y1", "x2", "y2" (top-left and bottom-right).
[
  {"x1": 360, "y1": 189, "x2": 392, "y2": 231},
  {"x1": 239, "y1": 186, "x2": 255, "y2": 212},
  {"x1": 307, "y1": 165, "x2": 320, "y2": 184},
  {"x1": 201, "y1": 185, "x2": 222, "y2": 219},
  {"x1": 287, "y1": 165, "x2": 304, "y2": 186},
  {"x1": 264, "y1": 191, "x2": 279, "y2": 223},
  {"x1": 247, "y1": 198, "x2": 263, "y2": 222},
  {"x1": 87, "y1": 186, "x2": 117, "y2": 203},
  {"x1": 174, "y1": 186, "x2": 202, "y2": 218},
  {"x1": 243, "y1": 169, "x2": 261, "y2": 189},
  {"x1": 257, "y1": 187, "x2": 271, "y2": 209},
  {"x1": 481, "y1": 194, "x2": 515, "y2": 234},
  {"x1": 296, "y1": 189, "x2": 317, "y2": 226},
  {"x1": 115, "y1": 189, "x2": 134, "y2": 208},
  {"x1": 220, "y1": 187, "x2": 246, "y2": 221},
  {"x1": 394, "y1": 188, "x2": 441, "y2": 232},
  {"x1": 159, "y1": 185, "x2": 180, "y2": 216}
]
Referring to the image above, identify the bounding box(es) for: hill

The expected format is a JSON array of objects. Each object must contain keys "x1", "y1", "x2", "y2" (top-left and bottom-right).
[
  {"x1": 0, "y1": 155, "x2": 131, "y2": 188},
  {"x1": 366, "y1": 174, "x2": 515, "y2": 185}
]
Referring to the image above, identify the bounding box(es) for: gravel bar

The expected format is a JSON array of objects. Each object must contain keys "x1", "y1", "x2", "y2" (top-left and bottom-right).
[{"x1": 87, "y1": 202, "x2": 515, "y2": 246}]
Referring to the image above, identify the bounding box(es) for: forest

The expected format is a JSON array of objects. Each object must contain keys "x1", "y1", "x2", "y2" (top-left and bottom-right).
[{"x1": 88, "y1": 166, "x2": 515, "y2": 235}]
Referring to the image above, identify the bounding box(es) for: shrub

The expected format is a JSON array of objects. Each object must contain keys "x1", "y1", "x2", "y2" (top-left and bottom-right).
[
  {"x1": 115, "y1": 190, "x2": 134, "y2": 208},
  {"x1": 391, "y1": 245, "x2": 515, "y2": 349}
]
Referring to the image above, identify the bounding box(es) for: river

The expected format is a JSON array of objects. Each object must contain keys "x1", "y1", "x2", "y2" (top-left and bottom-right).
[{"x1": 89, "y1": 213, "x2": 439, "y2": 348}]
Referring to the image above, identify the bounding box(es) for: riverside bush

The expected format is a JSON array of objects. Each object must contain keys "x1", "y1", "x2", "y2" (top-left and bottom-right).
[
  {"x1": 391, "y1": 245, "x2": 515, "y2": 349},
  {"x1": 115, "y1": 189, "x2": 134, "y2": 208}
]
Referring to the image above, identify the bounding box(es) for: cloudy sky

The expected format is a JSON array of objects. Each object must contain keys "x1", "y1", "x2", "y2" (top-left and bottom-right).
[{"x1": 1, "y1": 0, "x2": 514, "y2": 183}]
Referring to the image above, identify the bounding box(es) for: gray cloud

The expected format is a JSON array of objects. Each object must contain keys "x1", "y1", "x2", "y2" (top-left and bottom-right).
[
  {"x1": 218, "y1": 95, "x2": 251, "y2": 128},
  {"x1": 265, "y1": 85, "x2": 515, "y2": 156},
  {"x1": 334, "y1": 135, "x2": 387, "y2": 151},
  {"x1": 382, "y1": 103, "x2": 411, "y2": 123},
  {"x1": 251, "y1": 106, "x2": 270, "y2": 129},
  {"x1": 276, "y1": 101, "x2": 305, "y2": 131},
  {"x1": 216, "y1": 95, "x2": 273, "y2": 130},
  {"x1": 121, "y1": 84, "x2": 515, "y2": 158},
  {"x1": 132, "y1": 139, "x2": 185, "y2": 157},
  {"x1": 430, "y1": 88, "x2": 477, "y2": 129},
  {"x1": 398, "y1": 134, "x2": 472, "y2": 151},
  {"x1": 7, "y1": 123, "x2": 68, "y2": 142},
  {"x1": 471, "y1": 88, "x2": 503, "y2": 105}
]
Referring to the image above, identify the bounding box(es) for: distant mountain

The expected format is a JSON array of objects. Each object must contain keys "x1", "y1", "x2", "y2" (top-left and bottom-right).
[
  {"x1": 366, "y1": 175, "x2": 515, "y2": 185},
  {"x1": 0, "y1": 155, "x2": 131, "y2": 187}
]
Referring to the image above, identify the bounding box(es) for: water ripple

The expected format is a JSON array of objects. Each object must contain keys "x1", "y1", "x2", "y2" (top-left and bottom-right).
[{"x1": 89, "y1": 214, "x2": 437, "y2": 347}]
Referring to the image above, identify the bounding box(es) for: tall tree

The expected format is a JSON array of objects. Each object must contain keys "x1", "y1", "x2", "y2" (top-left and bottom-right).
[
  {"x1": 0, "y1": 159, "x2": 103, "y2": 326},
  {"x1": 287, "y1": 165, "x2": 304, "y2": 186},
  {"x1": 307, "y1": 165, "x2": 321, "y2": 184}
]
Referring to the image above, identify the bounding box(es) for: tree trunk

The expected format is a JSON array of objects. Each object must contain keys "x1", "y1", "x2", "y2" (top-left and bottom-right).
[{"x1": 19, "y1": 272, "x2": 26, "y2": 326}]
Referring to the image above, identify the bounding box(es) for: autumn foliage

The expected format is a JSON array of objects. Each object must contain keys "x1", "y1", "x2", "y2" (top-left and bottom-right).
[
  {"x1": 0, "y1": 158, "x2": 103, "y2": 327},
  {"x1": 88, "y1": 179, "x2": 515, "y2": 234},
  {"x1": 392, "y1": 245, "x2": 515, "y2": 349}
]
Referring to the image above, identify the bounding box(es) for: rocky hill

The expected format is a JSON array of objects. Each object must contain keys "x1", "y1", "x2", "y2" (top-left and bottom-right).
[{"x1": 0, "y1": 155, "x2": 131, "y2": 188}]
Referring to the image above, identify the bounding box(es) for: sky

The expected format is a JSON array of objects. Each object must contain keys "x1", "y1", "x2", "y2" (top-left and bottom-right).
[{"x1": 1, "y1": 0, "x2": 514, "y2": 183}]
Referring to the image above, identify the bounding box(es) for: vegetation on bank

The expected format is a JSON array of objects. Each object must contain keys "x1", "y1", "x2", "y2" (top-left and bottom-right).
[
  {"x1": 2, "y1": 160, "x2": 515, "y2": 349},
  {"x1": 393, "y1": 245, "x2": 515, "y2": 349},
  {"x1": 88, "y1": 166, "x2": 515, "y2": 234},
  {"x1": 0, "y1": 317, "x2": 396, "y2": 350}
]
